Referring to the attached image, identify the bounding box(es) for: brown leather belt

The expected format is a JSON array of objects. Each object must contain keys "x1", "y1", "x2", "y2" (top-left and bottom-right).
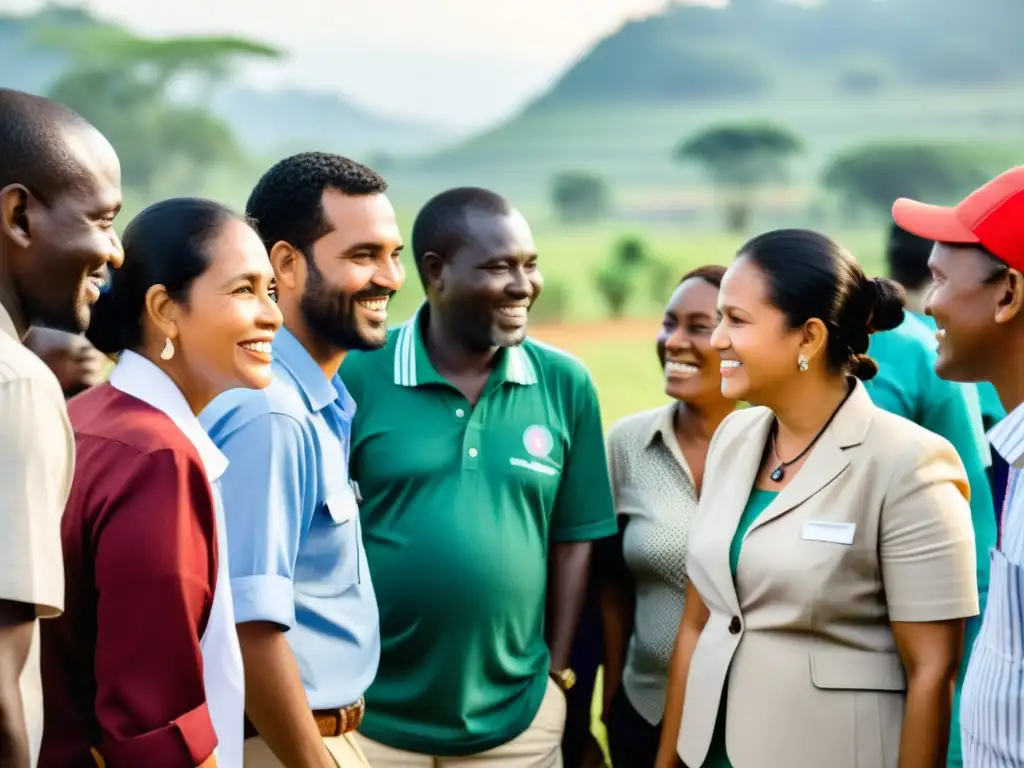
[{"x1": 243, "y1": 697, "x2": 365, "y2": 740}]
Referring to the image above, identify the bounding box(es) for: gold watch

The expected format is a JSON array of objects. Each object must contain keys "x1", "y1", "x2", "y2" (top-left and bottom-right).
[{"x1": 549, "y1": 668, "x2": 576, "y2": 691}]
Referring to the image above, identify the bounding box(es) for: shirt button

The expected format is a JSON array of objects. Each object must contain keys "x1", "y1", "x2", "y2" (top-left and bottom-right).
[
  {"x1": 455, "y1": 408, "x2": 465, "y2": 418},
  {"x1": 729, "y1": 616, "x2": 742, "y2": 635},
  {"x1": 468, "y1": 448, "x2": 478, "y2": 458}
]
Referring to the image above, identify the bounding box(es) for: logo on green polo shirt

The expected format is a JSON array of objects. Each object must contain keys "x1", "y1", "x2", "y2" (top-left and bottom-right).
[{"x1": 523, "y1": 425, "x2": 553, "y2": 459}]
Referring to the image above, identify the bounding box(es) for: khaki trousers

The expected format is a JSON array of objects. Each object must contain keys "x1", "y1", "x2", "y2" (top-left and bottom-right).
[
  {"x1": 244, "y1": 732, "x2": 370, "y2": 767},
  {"x1": 357, "y1": 679, "x2": 566, "y2": 767}
]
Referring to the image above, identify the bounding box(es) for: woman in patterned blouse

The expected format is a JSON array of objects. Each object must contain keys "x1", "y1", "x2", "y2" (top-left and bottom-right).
[{"x1": 598, "y1": 265, "x2": 736, "y2": 767}]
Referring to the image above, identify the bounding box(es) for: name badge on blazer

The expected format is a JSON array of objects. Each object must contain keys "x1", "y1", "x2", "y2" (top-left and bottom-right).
[{"x1": 801, "y1": 520, "x2": 856, "y2": 546}]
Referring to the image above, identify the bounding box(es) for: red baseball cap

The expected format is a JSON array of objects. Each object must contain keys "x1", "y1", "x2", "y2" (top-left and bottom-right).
[{"x1": 892, "y1": 165, "x2": 1024, "y2": 272}]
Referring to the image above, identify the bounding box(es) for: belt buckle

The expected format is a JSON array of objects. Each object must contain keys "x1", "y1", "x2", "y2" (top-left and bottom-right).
[{"x1": 340, "y1": 697, "x2": 365, "y2": 733}]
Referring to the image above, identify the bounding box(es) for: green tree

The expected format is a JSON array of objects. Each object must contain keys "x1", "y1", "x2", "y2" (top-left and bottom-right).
[
  {"x1": 822, "y1": 143, "x2": 994, "y2": 216},
  {"x1": 550, "y1": 171, "x2": 609, "y2": 223},
  {"x1": 37, "y1": 25, "x2": 280, "y2": 193},
  {"x1": 593, "y1": 236, "x2": 650, "y2": 318},
  {"x1": 674, "y1": 122, "x2": 803, "y2": 232}
]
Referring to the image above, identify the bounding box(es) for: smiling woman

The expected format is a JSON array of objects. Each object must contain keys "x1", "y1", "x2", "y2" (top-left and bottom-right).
[
  {"x1": 596, "y1": 263, "x2": 736, "y2": 768},
  {"x1": 39, "y1": 197, "x2": 282, "y2": 768},
  {"x1": 656, "y1": 229, "x2": 979, "y2": 768}
]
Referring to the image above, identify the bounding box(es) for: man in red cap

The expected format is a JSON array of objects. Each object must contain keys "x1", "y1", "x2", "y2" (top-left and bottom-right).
[{"x1": 893, "y1": 166, "x2": 1024, "y2": 768}]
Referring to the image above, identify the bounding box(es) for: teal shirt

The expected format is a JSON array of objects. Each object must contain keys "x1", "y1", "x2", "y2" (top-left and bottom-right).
[
  {"x1": 866, "y1": 313, "x2": 995, "y2": 768},
  {"x1": 705, "y1": 488, "x2": 778, "y2": 768}
]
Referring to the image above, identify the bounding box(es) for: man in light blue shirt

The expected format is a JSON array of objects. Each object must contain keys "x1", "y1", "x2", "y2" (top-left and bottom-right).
[{"x1": 202, "y1": 152, "x2": 405, "y2": 768}]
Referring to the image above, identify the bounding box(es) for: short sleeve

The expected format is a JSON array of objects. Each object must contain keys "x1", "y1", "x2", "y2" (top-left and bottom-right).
[
  {"x1": 881, "y1": 435, "x2": 980, "y2": 623},
  {"x1": 550, "y1": 373, "x2": 617, "y2": 542},
  {"x1": 606, "y1": 425, "x2": 625, "y2": 512},
  {"x1": 215, "y1": 412, "x2": 311, "y2": 629},
  {"x1": 93, "y1": 448, "x2": 218, "y2": 766},
  {"x1": 0, "y1": 378, "x2": 72, "y2": 616}
]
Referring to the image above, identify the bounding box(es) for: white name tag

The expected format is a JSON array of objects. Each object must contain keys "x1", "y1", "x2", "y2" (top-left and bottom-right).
[{"x1": 801, "y1": 521, "x2": 856, "y2": 546}]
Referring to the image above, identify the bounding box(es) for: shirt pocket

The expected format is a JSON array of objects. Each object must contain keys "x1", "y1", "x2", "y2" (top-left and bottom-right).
[{"x1": 294, "y1": 484, "x2": 362, "y2": 598}]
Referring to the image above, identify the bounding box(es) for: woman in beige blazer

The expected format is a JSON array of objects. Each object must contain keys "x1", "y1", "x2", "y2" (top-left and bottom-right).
[{"x1": 655, "y1": 229, "x2": 979, "y2": 768}]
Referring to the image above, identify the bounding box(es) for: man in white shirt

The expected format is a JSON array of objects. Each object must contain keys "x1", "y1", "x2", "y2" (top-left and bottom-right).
[{"x1": 0, "y1": 88, "x2": 122, "y2": 766}]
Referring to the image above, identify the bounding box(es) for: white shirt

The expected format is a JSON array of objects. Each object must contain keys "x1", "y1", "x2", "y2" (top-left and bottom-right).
[
  {"x1": 0, "y1": 304, "x2": 74, "y2": 767},
  {"x1": 961, "y1": 400, "x2": 1024, "y2": 767},
  {"x1": 109, "y1": 351, "x2": 245, "y2": 768}
]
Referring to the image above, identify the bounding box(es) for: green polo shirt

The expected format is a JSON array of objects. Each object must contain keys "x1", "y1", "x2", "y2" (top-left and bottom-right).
[{"x1": 340, "y1": 307, "x2": 617, "y2": 756}]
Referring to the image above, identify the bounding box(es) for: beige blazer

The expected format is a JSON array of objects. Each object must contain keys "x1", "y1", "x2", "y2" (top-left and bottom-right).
[{"x1": 677, "y1": 381, "x2": 979, "y2": 768}]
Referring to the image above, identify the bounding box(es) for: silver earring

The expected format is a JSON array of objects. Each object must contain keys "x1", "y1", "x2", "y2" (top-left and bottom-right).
[
  {"x1": 160, "y1": 337, "x2": 175, "y2": 361},
  {"x1": 797, "y1": 354, "x2": 809, "y2": 372}
]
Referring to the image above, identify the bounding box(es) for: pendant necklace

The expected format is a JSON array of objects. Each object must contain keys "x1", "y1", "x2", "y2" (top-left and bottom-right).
[{"x1": 769, "y1": 385, "x2": 854, "y2": 483}]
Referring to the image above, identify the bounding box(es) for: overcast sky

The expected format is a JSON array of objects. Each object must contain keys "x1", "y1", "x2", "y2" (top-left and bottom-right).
[{"x1": 6, "y1": 0, "x2": 700, "y2": 129}]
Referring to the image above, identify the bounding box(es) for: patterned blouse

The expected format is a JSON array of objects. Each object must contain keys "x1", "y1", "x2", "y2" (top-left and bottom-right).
[{"x1": 606, "y1": 402, "x2": 698, "y2": 725}]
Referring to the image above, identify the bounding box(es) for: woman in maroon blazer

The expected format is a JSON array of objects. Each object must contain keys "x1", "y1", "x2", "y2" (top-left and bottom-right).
[{"x1": 39, "y1": 198, "x2": 282, "y2": 768}]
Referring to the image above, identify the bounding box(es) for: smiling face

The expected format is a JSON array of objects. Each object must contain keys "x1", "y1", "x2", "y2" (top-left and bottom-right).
[
  {"x1": 171, "y1": 218, "x2": 283, "y2": 393},
  {"x1": 925, "y1": 242, "x2": 1019, "y2": 382},
  {"x1": 3, "y1": 125, "x2": 123, "y2": 334},
  {"x1": 299, "y1": 188, "x2": 405, "y2": 352},
  {"x1": 430, "y1": 207, "x2": 542, "y2": 352},
  {"x1": 657, "y1": 277, "x2": 724, "y2": 404},
  {"x1": 711, "y1": 257, "x2": 807, "y2": 404}
]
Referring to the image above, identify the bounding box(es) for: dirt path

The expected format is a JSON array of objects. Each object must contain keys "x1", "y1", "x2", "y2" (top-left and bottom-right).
[{"x1": 530, "y1": 319, "x2": 655, "y2": 348}]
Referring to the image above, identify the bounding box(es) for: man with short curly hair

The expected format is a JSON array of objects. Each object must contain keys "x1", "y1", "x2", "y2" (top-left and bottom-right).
[{"x1": 202, "y1": 152, "x2": 405, "y2": 768}]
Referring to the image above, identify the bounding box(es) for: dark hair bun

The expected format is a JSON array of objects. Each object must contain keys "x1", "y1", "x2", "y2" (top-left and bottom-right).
[
  {"x1": 86, "y1": 287, "x2": 131, "y2": 355},
  {"x1": 848, "y1": 352, "x2": 880, "y2": 381},
  {"x1": 866, "y1": 277, "x2": 905, "y2": 333}
]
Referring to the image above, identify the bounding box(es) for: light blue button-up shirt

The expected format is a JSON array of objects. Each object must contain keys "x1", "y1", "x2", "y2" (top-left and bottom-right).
[{"x1": 200, "y1": 327, "x2": 379, "y2": 709}]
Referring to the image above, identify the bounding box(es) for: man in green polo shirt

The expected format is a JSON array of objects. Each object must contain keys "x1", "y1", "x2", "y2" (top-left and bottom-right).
[{"x1": 342, "y1": 187, "x2": 616, "y2": 766}]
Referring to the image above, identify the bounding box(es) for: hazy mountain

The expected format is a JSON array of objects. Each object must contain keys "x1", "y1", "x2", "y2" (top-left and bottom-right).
[
  {"x1": 404, "y1": 0, "x2": 1024, "y2": 196},
  {"x1": 0, "y1": 7, "x2": 453, "y2": 158}
]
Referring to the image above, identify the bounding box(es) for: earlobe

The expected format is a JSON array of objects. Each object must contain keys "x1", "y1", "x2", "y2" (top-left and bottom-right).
[
  {"x1": 143, "y1": 284, "x2": 178, "y2": 348},
  {"x1": 270, "y1": 241, "x2": 300, "y2": 292},
  {"x1": 422, "y1": 251, "x2": 445, "y2": 292},
  {"x1": 803, "y1": 318, "x2": 829, "y2": 359},
  {"x1": 995, "y1": 270, "x2": 1024, "y2": 324},
  {"x1": 0, "y1": 185, "x2": 32, "y2": 248}
]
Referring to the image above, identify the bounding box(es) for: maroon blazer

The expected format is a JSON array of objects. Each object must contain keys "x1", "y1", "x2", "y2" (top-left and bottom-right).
[{"x1": 40, "y1": 384, "x2": 219, "y2": 768}]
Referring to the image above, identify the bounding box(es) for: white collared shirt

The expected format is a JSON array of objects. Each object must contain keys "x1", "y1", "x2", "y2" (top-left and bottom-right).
[{"x1": 109, "y1": 351, "x2": 244, "y2": 768}]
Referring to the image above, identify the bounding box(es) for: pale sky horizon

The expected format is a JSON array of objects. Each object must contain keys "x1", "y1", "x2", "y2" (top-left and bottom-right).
[{"x1": 5, "y1": 0, "x2": 710, "y2": 130}]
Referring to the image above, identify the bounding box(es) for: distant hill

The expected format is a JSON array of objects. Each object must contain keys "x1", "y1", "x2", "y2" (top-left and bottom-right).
[
  {"x1": 399, "y1": 0, "x2": 1024, "y2": 204},
  {"x1": 0, "y1": 7, "x2": 452, "y2": 158},
  {"x1": 529, "y1": 0, "x2": 1024, "y2": 108}
]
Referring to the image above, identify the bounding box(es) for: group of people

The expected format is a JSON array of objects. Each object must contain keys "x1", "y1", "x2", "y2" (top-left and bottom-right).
[{"x1": 0, "y1": 86, "x2": 1022, "y2": 768}]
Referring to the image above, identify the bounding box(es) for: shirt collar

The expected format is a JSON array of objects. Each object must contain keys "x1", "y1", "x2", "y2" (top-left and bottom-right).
[
  {"x1": 109, "y1": 350, "x2": 229, "y2": 481},
  {"x1": 0, "y1": 303, "x2": 19, "y2": 341},
  {"x1": 988, "y1": 399, "x2": 1024, "y2": 468},
  {"x1": 644, "y1": 402, "x2": 679, "y2": 448},
  {"x1": 272, "y1": 326, "x2": 342, "y2": 413},
  {"x1": 392, "y1": 303, "x2": 538, "y2": 388}
]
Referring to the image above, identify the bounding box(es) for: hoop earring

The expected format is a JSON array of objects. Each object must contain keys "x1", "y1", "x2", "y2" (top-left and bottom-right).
[
  {"x1": 797, "y1": 353, "x2": 809, "y2": 372},
  {"x1": 160, "y1": 337, "x2": 175, "y2": 361}
]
